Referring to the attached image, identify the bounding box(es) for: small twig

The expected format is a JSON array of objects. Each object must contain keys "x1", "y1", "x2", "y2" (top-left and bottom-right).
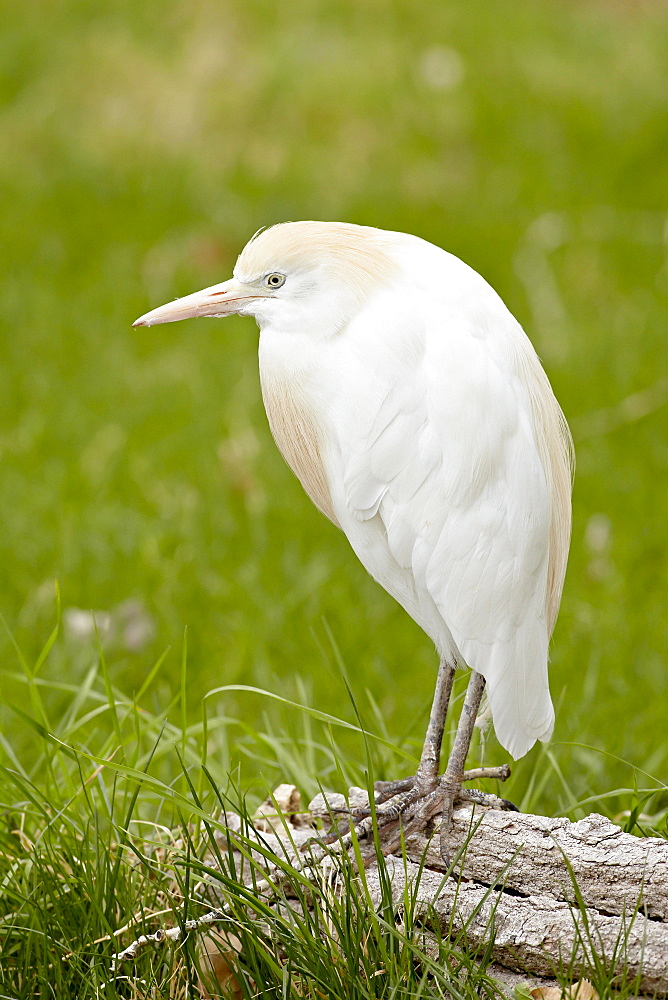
[
  {"x1": 109, "y1": 786, "x2": 668, "y2": 995},
  {"x1": 109, "y1": 849, "x2": 324, "y2": 973},
  {"x1": 110, "y1": 906, "x2": 229, "y2": 973}
]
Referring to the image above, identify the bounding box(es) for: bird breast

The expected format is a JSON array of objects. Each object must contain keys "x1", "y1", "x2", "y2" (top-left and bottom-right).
[{"x1": 259, "y1": 364, "x2": 339, "y2": 527}]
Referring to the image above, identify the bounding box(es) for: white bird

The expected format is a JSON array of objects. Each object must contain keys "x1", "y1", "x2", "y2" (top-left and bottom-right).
[{"x1": 134, "y1": 221, "x2": 573, "y2": 850}]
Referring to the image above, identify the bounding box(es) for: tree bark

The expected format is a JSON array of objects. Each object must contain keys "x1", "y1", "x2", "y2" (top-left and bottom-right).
[
  {"x1": 306, "y1": 788, "x2": 668, "y2": 994},
  {"x1": 113, "y1": 784, "x2": 668, "y2": 995}
]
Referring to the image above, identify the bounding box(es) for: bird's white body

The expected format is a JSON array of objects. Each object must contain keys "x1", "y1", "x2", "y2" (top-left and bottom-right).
[{"x1": 135, "y1": 222, "x2": 573, "y2": 761}]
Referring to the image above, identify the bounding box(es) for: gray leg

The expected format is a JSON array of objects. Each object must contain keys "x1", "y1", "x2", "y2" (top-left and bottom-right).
[
  {"x1": 439, "y1": 669, "x2": 486, "y2": 857},
  {"x1": 415, "y1": 657, "x2": 456, "y2": 786},
  {"x1": 310, "y1": 666, "x2": 515, "y2": 864},
  {"x1": 373, "y1": 658, "x2": 455, "y2": 804}
]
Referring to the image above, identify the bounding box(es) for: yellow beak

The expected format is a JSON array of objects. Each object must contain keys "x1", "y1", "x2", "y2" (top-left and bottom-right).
[{"x1": 132, "y1": 278, "x2": 261, "y2": 327}]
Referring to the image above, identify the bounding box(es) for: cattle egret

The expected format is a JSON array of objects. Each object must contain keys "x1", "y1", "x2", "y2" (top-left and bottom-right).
[{"x1": 134, "y1": 221, "x2": 573, "y2": 854}]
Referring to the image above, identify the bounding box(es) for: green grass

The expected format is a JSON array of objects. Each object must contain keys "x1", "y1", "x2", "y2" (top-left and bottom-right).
[
  {"x1": 0, "y1": 646, "x2": 659, "y2": 997},
  {"x1": 1, "y1": 0, "x2": 668, "y2": 994}
]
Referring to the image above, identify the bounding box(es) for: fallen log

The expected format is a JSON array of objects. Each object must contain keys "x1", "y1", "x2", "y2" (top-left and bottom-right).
[
  {"x1": 312, "y1": 788, "x2": 668, "y2": 993},
  {"x1": 112, "y1": 784, "x2": 668, "y2": 995}
]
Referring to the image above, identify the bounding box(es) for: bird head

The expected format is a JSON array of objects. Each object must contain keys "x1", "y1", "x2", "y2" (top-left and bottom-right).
[{"x1": 133, "y1": 221, "x2": 402, "y2": 336}]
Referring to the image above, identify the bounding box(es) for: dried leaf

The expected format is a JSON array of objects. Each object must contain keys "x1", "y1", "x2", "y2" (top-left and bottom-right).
[
  {"x1": 530, "y1": 979, "x2": 598, "y2": 1000},
  {"x1": 197, "y1": 929, "x2": 245, "y2": 1000}
]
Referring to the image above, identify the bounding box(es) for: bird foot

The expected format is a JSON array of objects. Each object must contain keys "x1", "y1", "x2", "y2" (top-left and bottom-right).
[
  {"x1": 372, "y1": 763, "x2": 511, "y2": 805},
  {"x1": 308, "y1": 764, "x2": 517, "y2": 865}
]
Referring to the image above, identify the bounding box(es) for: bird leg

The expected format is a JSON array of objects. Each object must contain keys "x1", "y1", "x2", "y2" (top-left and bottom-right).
[
  {"x1": 373, "y1": 657, "x2": 455, "y2": 805},
  {"x1": 316, "y1": 659, "x2": 456, "y2": 847},
  {"x1": 321, "y1": 668, "x2": 516, "y2": 861},
  {"x1": 311, "y1": 667, "x2": 516, "y2": 865},
  {"x1": 429, "y1": 668, "x2": 518, "y2": 862},
  {"x1": 438, "y1": 669, "x2": 486, "y2": 850},
  {"x1": 374, "y1": 671, "x2": 503, "y2": 851},
  {"x1": 372, "y1": 665, "x2": 510, "y2": 813}
]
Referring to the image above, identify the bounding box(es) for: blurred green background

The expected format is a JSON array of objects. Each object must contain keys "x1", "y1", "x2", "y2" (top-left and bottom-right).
[{"x1": 1, "y1": 0, "x2": 667, "y2": 814}]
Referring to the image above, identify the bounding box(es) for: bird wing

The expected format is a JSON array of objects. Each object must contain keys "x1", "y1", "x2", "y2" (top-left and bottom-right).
[{"x1": 333, "y1": 294, "x2": 561, "y2": 759}]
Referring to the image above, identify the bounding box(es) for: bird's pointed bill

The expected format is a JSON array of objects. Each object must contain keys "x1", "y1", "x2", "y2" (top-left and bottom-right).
[{"x1": 133, "y1": 278, "x2": 256, "y2": 327}]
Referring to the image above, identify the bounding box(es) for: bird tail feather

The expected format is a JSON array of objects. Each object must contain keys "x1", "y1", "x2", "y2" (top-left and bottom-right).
[{"x1": 456, "y1": 626, "x2": 554, "y2": 760}]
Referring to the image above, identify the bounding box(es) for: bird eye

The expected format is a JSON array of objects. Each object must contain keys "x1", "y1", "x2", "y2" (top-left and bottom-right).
[{"x1": 265, "y1": 273, "x2": 286, "y2": 288}]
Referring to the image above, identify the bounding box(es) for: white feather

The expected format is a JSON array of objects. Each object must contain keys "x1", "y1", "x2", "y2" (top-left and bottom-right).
[
  {"x1": 253, "y1": 226, "x2": 571, "y2": 759},
  {"x1": 135, "y1": 221, "x2": 573, "y2": 761}
]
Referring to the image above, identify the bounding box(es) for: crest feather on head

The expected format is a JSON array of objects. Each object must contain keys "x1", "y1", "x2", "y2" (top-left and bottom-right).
[{"x1": 235, "y1": 221, "x2": 402, "y2": 301}]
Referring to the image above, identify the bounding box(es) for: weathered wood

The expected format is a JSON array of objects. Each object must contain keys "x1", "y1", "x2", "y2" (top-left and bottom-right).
[
  {"x1": 365, "y1": 856, "x2": 668, "y2": 994},
  {"x1": 113, "y1": 785, "x2": 668, "y2": 995},
  {"x1": 308, "y1": 788, "x2": 668, "y2": 994},
  {"x1": 309, "y1": 788, "x2": 668, "y2": 917},
  {"x1": 430, "y1": 809, "x2": 667, "y2": 920}
]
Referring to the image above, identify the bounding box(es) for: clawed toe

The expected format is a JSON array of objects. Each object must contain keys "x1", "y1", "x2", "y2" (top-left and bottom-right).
[
  {"x1": 316, "y1": 668, "x2": 521, "y2": 867},
  {"x1": 462, "y1": 763, "x2": 511, "y2": 783},
  {"x1": 372, "y1": 776, "x2": 415, "y2": 804},
  {"x1": 457, "y1": 787, "x2": 519, "y2": 811},
  {"x1": 302, "y1": 764, "x2": 516, "y2": 868}
]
